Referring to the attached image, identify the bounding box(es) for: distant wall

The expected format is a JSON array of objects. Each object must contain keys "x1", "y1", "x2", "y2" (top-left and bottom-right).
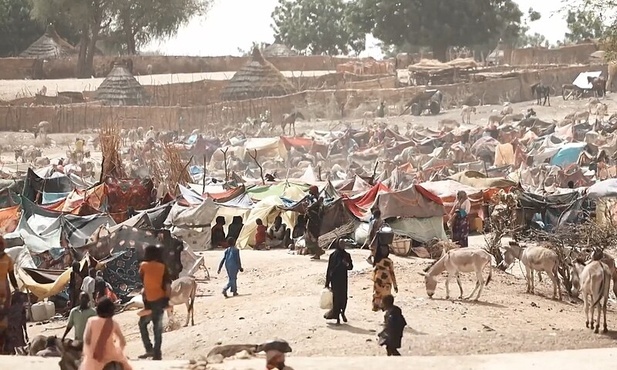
[
  {"x1": 0, "y1": 55, "x2": 359, "y2": 80},
  {"x1": 507, "y1": 43, "x2": 598, "y2": 66},
  {"x1": 0, "y1": 65, "x2": 604, "y2": 132}
]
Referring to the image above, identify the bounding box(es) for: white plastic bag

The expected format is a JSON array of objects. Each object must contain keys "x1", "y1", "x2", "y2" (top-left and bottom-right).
[{"x1": 320, "y1": 288, "x2": 333, "y2": 310}]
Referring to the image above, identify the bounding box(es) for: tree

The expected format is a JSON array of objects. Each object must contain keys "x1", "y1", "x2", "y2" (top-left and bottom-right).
[
  {"x1": 31, "y1": 0, "x2": 212, "y2": 76},
  {"x1": 349, "y1": 0, "x2": 524, "y2": 61},
  {"x1": 271, "y1": 0, "x2": 365, "y2": 55},
  {"x1": 111, "y1": 0, "x2": 212, "y2": 55},
  {"x1": 0, "y1": 0, "x2": 79, "y2": 56},
  {"x1": 564, "y1": 9, "x2": 606, "y2": 43}
]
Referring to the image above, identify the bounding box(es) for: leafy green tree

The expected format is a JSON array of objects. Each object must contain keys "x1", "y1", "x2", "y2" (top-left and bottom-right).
[
  {"x1": 349, "y1": 0, "x2": 524, "y2": 61},
  {"x1": 112, "y1": 0, "x2": 212, "y2": 55},
  {"x1": 271, "y1": 0, "x2": 365, "y2": 55},
  {"x1": 564, "y1": 9, "x2": 606, "y2": 43},
  {"x1": 0, "y1": 0, "x2": 79, "y2": 56}
]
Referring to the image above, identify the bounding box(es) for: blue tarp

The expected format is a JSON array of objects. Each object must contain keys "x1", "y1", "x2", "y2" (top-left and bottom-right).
[{"x1": 550, "y1": 143, "x2": 586, "y2": 167}]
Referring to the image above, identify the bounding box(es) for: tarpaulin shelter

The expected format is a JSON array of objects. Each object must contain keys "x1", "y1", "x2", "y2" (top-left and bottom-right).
[
  {"x1": 420, "y1": 180, "x2": 485, "y2": 219},
  {"x1": 550, "y1": 143, "x2": 587, "y2": 168},
  {"x1": 22, "y1": 168, "x2": 74, "y2": 203},
  {"x1": 516, "y1": 190, "x2": 583, "y2": 230},
  {"x1": 247, "y1": 182, "x2": 310, "y2": 202},
  {"x1": 236, "y1": 194, "x2": 303, "y2": 249},
  {"x1": 164, "y1": 198, "x2": 219, "y2": 251}
]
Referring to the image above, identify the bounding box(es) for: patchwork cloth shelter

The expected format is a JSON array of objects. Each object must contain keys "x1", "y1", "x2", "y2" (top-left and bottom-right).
[
  {"x1": 164, "y1": 198, "x2": 219, "y2": 251},
  {"x1": 220, "y1": 47, "x2": 296, "y2": 101},
  {"x1": 76, "y1": 226, "x2": 185, "y2": 298},
  {"x1": 20, "y1": 24, "x2": 76, "y2": 59},
  {"x1": 95, "y1": 61, "x2": 149, "y2": 106},
  {"x1": 516, "y1": 190, "x2": 583, "y2": 230}
]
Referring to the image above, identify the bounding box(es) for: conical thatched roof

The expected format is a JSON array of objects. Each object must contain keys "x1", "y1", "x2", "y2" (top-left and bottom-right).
[
  {"x1": 95, "y1": 61, "x2": 149, "y2": 106},
  {"x1": 20, "y1": 24, "x2": 76, "y2": 59},
  {"x1": 221, "y1": 47, "x2": 296, "y2": 101},
  {"x1": 263, "y1": 43, "x2": 296, "y2": 58}
]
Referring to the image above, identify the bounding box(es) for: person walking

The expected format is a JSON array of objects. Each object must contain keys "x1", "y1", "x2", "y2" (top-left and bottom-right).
[
  {"x1": 218, "y1": 237, "x2": 243, "y2": 298},
  {"x1": 305, "y1": 186, "x2": 324, "y2": 260},
  {"x1": 80, "y1": 297, "x2": 133, "y2": 370},
  {"x1": 324, "y1": 239, "x2": 353, "y2": 325},
  {"x1": 449, "y1": 190, "x2": 471, "y2": 248},
  {"x1": 137, "y1": 245, "x2": 170, "y2": 361},
  {"x1": 68, "y1": 262, "x2": 83, "y2": 309},
  {"x1": 62, "y1": 292, "x2": 96, "y2": 342},
  {"x1": 378, "y1": 294, "x2": 407, "y2": 356},
  {"x1": 372, "y1": 245, "x2": 398, "y2": 311}
]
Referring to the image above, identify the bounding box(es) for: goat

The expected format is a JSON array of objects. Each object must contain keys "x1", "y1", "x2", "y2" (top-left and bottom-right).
[
  {"x1": 586, "y1": 97, "x2": 601, "y2": 114},
  {"x1": 500, "y1": 102, "x2": 513, "y2": 116},
  {"x1": 460, "y1": 105, "x2": 476, "y2": 124},
  {"x1": 564, "y1": 111, "x2": 589, "y2": 124},
  {"x1": 488, "y1": 114, "x2": 502, "y2": 126},
  {"x1": 437, "y1": 119, "x2": 460, "y2": 132},
  {"x1": 571, "y1": 257, "x2": 610, "y2": 333},
  {"x1": 596, "y1": 103, "x2": 608, "y2": 122},
  {"x1": 500, "y1": 113, "x2": 524, "y2": 124},
  {"x1": 362, "y1": 111, "x2": 375, "y2": 125},
  {"x1": 420, "y1": 249, "x2": 492, "y2": 301},
  {"x1": 500, "y1": 243, "x2": 561, "y2": 300}
]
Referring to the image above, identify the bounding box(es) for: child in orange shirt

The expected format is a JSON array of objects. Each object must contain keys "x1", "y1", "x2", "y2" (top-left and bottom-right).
[{"x1": 137, "y1": 245, "x2": 171, "y2": 317}]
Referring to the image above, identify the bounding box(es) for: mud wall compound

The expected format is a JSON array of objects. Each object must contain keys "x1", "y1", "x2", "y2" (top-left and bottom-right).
[
  {"x1": 0, "y1": 64, "x2": 605, "y2": 133},
  {"x1": 506, "y1": 43, "x2": 598, "y2": 66},
  {"x1": 0, "y1": 55, "x2": 359, "y2": 80}
]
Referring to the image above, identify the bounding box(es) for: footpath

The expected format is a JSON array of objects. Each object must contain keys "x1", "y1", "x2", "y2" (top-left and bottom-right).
[{"x1": 3, "y1": 347, "x2": 617, "y2": 369}]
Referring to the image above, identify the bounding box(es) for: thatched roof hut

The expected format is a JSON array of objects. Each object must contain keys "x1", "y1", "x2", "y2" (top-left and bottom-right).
[
  {"x1": 95, "y1": 61, "x2": 148, "y2": 106},
  {"x1": 263, "y1": 43, "x2": 296, "y2": 58},
  {"x1": 20, "y1": 24, "x2": 76, "y2": 59},
  {"x1": 220, "y1": 47, "x2": 296, "y2": 101}
]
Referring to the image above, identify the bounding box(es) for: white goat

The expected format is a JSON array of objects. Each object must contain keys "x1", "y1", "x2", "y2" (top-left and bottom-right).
[
  {"x1": 596, "y1": 103, "x2": 608, "y2": 122},
  {"x1": 460, "y1": 105, "x2": 476, "y2": 124},
  {"x1": 572, "y1": 259, "x2": 610, "y2": 333},
  {"x1": 500, "y1": 243, "x2": 562, "y2": 300},
  {"x1": 437, "y1": 119, "x2": 460, "y2": 132},
  {"x1": 420, "y1": 249, "x2": 493, "y2": 301}
]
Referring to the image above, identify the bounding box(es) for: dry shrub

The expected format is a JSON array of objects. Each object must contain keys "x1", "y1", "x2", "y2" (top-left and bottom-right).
[{"x1": 99, "y1": 122, "x2": 126, "y2": 179}]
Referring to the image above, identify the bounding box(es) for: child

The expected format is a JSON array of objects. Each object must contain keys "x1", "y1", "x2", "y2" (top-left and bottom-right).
[
  {"x1": 378, "y1": 294, "x2": 406, "y2": 356},
  {"x1": 137, "y1": 245, "x2": 172, "y2": 317},
  {"x1": 254, "y1": 219, "x2": 267, "y2": 250},
  {"x1": 218, "y1": 237, "x2": 243, "y2": 298}
]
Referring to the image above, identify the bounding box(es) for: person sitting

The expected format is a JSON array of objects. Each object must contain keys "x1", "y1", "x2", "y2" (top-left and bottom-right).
[
  {"x1": 254, "y1": 219, "x2": 267, "y2": 250},
  {"x1": 292, "y1": 215, "x2": 307, "y2": 239},
  {"x1": 267, "y1": 216, "x2": 291, "y2": 249},
  {"x1": 36, "y1": 336, "x2": 61, "y2": 357},
  {"x1": 227, "y1": 216, "x2": 244, "y2": 241},
  {"x1": 211, "y1": 216, "x2": 227, "y2": 248}
]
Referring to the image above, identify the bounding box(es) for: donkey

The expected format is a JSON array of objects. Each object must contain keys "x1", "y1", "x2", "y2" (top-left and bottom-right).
[
  {"x1": 531, "y1": 82, "x2": 551, "y2": 106},
  {"x1": 168, "y1": 275, "x2": 197, "y2": 327},
  {"x1": 571, "y1": 256, "x2": 611, "y2": 333},
  {"x1": 420, "y1": 248, "x2": 493, "y2": 301},
  {"x1": 281, "y1": 111, "x2": 305, "y2": 136},
  {"x1": 500, "y1": 243, "x2": 561, "y2": 300}
]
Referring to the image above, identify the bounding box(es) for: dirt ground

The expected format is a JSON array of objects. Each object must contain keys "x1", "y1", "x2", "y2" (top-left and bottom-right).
[
  {"x1": 11, "y1": 94, "x2": 617, "y2": 360},
  {"x1": 27, "y1": 237, "x2": 617, "y2": 359}
]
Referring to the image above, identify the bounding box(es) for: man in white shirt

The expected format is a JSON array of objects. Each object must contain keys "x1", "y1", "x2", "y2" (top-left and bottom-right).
[{"x1": 80, "y1": 268, "x2": 96, "y2": 304}]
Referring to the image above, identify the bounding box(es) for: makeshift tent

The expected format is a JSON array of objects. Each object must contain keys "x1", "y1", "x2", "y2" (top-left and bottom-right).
[
  {"x1": 95, "y1": 61, "x2": 149, "y2": 106},
  {"x1": 104, "y1": 177, "x2": 156, "y2": 223},
  {"x1": 343, "y1": 183, "x2": 390, "y2": 220},
  {"x1": 220, "y1": 47, "x2": 296, "y2": 101},
  {"x1": 516, "y1": 190, "x2": 583, "y2": 230},
  {"x1": 247, "y1": 182, "x2": 309, "y2": 202},
  {"x1": 22, "y1": 168, "x2": 74, "y2": 203},
  {"x1": 236, "y1": 195, "x2": 297, "y2": 249},
  {"x1": 449, "y1": 171, "x2": 516, "y2": 190},
  {"x1": 373, "y1": 185, "x2": 445, "y2": 219},
  {"x1": 164, "y1": 198, "x2": 219, "y2": 251},
  {"x1": 420, "y1": 180, "x2": 485, "y2": 221},
  {"x1": 550, "y1": 143, "x2": 587, "y2": 167}
]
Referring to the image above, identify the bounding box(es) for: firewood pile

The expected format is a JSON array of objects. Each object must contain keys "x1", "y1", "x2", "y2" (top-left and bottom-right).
[{"x1": 150, "y1": 144, "x2": 191, "y2": 196}]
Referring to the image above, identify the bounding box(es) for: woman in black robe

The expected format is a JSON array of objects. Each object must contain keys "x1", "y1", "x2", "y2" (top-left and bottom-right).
[{"x1": 324, "y1": 239, "x2": 353, "y2": 325}]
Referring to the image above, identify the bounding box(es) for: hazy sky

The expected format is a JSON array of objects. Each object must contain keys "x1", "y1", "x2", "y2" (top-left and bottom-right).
[{"x1": 144, "y1": 0, "x2": 573, "y2": 57}]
